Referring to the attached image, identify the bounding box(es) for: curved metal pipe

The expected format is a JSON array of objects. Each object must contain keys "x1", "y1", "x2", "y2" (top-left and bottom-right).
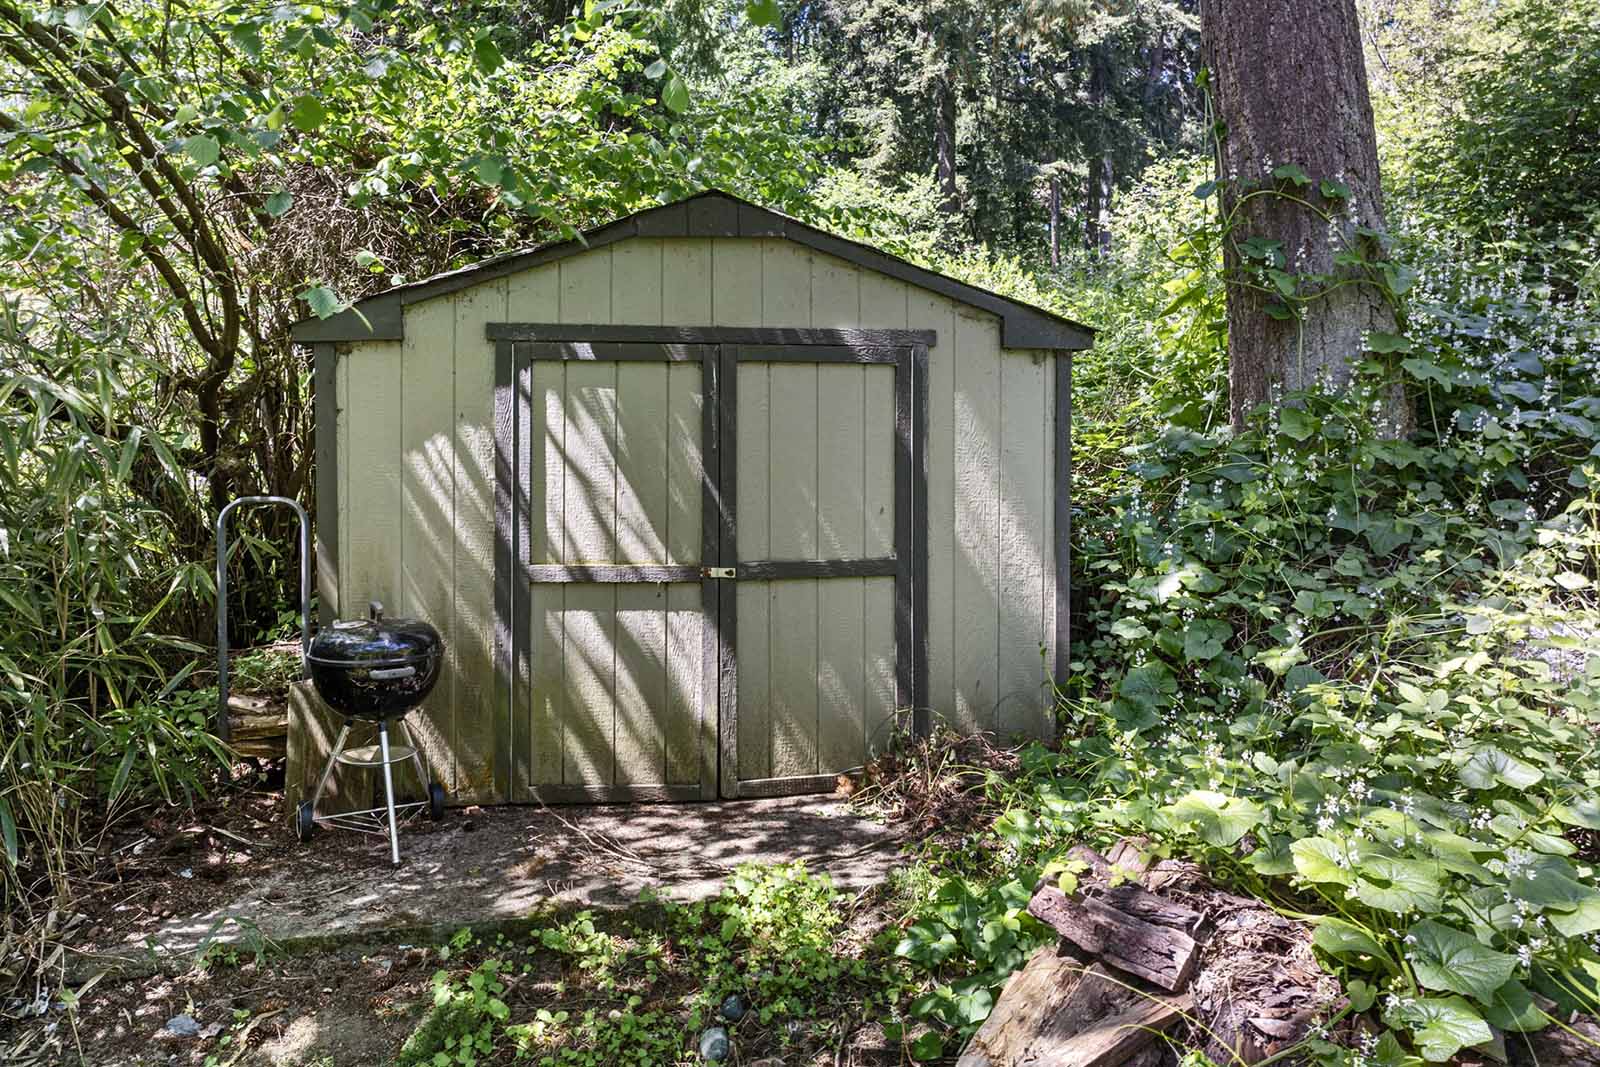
[{"x1": 216, "y1": 496, "x2": 310, "y2": 741}]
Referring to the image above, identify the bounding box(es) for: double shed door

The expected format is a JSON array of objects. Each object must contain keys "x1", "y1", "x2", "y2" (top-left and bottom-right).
[{"x1": 498, "y1": 330, "x2": 926, "y2": 801}]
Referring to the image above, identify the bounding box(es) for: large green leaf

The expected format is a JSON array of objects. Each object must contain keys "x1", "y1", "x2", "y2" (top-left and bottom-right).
[
  {"x1": 288, "y1": 94, "x2": 328, "y2": 132},
  {"x1": 1118, "y1": 662, "x2": 1177, "y2": 708},
  {"x1": 473, "y1": 33, "x2": 503, "y2": 75},
  {"x1": 1311, "y1": 917, "x2": 1385, "y2": 961},
  {"x1": 183, "y1": 133, "x2": 220, "y2": 167},
  {"x1": 1553, "y1": 798, "x2": 1600, "y2": 830},
  {"x1": 1481, "y1": 980, "x2": 1550, "y2": 1032},
  {"x1": 1460, "y1": 746, "x2": 1543, "y2": 790},
  {"x1": 1292, "y1": 836, "x2": 1358, "y2": 886},
  {"x1": 1279, "y1": 406, "x2": 1317, "y2": 441},
  {"x1": 299, "y1": 285, "x2": 341, "y2": 319},
  {"x1": 1183, "y1": 619, "x2": 1232, "y2": 662},
  {"x1": 1548, "y1": 894, "x2": 1600, "y2": 937},
  {"x1": 1162, "y1": 790, "x2": 1264, "y2": 847},
  {"x1": 1508, "y1": 862, "x2": 1599, "y2": 912},
  {"x1": 661, "y1": 73, "x2": 689, "y2": 113},
  {"x1": 1353, "y1": 856, "x2": 1444, "y2": 913},
  {"x1": 1396, "y1": 997, "x2": 1493, "y2": 1062},
  {"x1": 1406, "y1": 920, "x2": 1516, "y2": 1002}
]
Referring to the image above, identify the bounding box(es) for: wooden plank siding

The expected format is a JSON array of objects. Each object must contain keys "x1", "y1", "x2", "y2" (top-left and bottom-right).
[{"x1": 320, "y1": 235, "x2": 1060, "y2": 805}]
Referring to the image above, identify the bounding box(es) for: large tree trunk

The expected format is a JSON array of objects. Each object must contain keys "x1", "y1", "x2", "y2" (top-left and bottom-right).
[{"x1": 1200, "y1": 0, "x2": 1411, "y2": 435}]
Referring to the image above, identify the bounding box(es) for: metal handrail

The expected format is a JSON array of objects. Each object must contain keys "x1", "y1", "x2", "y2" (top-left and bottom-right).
[{"x1": 215, "y1": 496, "x2": 310, "y2": 741}]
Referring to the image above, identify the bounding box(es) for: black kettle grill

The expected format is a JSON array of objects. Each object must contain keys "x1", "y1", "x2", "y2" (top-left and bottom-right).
[{"x1": 298, "y1": 600, "x2": 448, "y2": 865}]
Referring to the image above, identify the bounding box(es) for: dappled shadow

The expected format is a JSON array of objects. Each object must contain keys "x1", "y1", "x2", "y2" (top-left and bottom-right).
[{"x1": 342, "y1": 299, "x2": 1055, "y2": 807}]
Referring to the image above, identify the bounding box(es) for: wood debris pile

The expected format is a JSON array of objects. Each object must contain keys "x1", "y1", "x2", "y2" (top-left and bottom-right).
[{"x1": 959, "y1": 840, "x2": 1340, "y2": 1067}]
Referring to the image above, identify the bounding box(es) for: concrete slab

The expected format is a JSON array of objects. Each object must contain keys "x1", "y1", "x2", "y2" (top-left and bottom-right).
[{"x1": 68, "y1": 796, "x2": 904, "y2": 979}]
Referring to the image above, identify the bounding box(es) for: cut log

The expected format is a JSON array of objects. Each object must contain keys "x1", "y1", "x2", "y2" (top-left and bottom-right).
[
  {"x1": 958, "y1": 950, "x2": 1190, "y2": 1067},
  {"x1": 225, "y1": 693, "x2": 288, "y2": 759},
  {"x1": 1098, "y1": 883, "x2": 1204, "y2": 933},
  {"x1": 1045, "y1": 977, "x2": 1190, "y2": 1067},
  {"x1": 1028, "y1": 886, "x2": 1200, "y2": 992}
]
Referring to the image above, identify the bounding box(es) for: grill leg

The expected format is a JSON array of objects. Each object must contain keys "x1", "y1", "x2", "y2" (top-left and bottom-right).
[
  {"x1": 395, "y1": 718, "x2": 431, "y2": 788},
  {"x1": 377, "y1": 719, "x2": 402, "y2": 867},
  {"x1": 309, "y1": 722, "x2": 351, "y2": 815}
]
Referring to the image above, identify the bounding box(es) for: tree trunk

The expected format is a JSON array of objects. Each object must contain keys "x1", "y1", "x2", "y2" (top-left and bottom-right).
[
  {"x1": 934, "y1": 71, "x2": 960, "y2": 215},
  {"x1": 1201, "y1": 0, "x2": 1410, "y2": 435},
  {"x1": 1084, "y1": 44, "x2": 1114, "y2": 255},
  {"x1": 1049, "y1": 176, "x2": 1061, "y2": 267},
  {"x1": 1087, "y1": 154, "x2": 1113, "y2": 256}
]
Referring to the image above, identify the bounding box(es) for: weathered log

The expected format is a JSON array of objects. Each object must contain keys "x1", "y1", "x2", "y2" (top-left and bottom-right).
[
  {"x1": 958, "y1": 950, "x2": 1190, "y2": 1067},
  {"x1": 225, "y1": 693, "x2": 288, "y2": 758},
  {"x1": 1028, "y1": 885, "x2": 1200, "y2": 992},
  {"x1": 1098, "y1": 883, "x2": 1204, "y2": 933}
]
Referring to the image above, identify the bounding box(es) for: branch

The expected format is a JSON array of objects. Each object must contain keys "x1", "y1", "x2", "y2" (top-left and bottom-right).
[
  {"x1": 0, "y1": 1, "x2": 243, "y2": 370},
  {"x1": 0, "y1": 109, "x2": 221, "y2": 359}
]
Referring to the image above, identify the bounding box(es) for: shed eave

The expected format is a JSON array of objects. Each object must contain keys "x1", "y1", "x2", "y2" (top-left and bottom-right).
[{"x1": 288, "y1": 190, "x2": 1096, "y2": 351}]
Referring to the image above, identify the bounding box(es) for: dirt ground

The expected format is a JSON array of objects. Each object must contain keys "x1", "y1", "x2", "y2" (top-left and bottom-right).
[{"x1": 0, "y1": 770, "x2": 918, "y2": 1067}]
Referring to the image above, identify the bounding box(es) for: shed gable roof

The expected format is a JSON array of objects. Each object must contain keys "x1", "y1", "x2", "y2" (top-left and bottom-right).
[{"x1": 290, "y1": 190, "x2": 1093, "y2": 350}]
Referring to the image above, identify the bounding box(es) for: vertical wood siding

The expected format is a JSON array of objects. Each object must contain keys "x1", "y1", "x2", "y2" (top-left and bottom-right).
[{"x1": 328, "y1": 236, "x2": 1059, "y2": 802}]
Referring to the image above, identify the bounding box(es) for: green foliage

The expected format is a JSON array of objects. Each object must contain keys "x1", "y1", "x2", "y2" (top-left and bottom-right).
[
  {"x1": 405, "y1": 864, "x2": 915, "y2": 1066},
  {"x1": 664, "y1": 0, "x2": 1202, "y2": 261},
  {"x1": 893, "y1": 874, "x2": 1046, "y2": 1032},
  {"x1": 1058, "y1": 154, "x2": 1228, "y2": 457},
  {"x1": 396, "y1": 958, "x2": 512, "y2": 1067},
  {"x1": 0, "y1": 333, "x2": 225, "y2": 937},
  {"x1": 888, "y1": 108, "x2": 1600, "y2": 1055},
  {"x1": 225, "y1": 643, "x2": 305, "y2": 699},
  {"x1": 0, "y1": 0, "x2": 829, "y2": 977},
  {"x1": 1012, "y1": 233, "x2": 1600, "y2": 1059},
  {"x1": 1376, "y1": 0, "x2": 1600, "y2": 251}
]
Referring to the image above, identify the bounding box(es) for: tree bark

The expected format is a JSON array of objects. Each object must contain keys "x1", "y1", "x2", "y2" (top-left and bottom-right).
[
  {"x1": 1200, "y1": 0, "x2": 1411, "y2": 435},
  {"x1": 1049, "y1": 176, "x2": 1061, "y2": 267},
  {"x1": 1084, "y1": 43, "x2": 1114, "y2": 255},
  {"x1": 934, "y1": 70, "x2": 960, "y2": 215}
]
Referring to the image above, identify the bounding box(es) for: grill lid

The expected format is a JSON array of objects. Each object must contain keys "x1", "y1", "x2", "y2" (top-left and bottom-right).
[{"x1": 306, "y1": 601, "x2": 442, "y2": 668}]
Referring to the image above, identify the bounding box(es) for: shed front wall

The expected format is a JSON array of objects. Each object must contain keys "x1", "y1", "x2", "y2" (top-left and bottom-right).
[{"x1": 327, "y1": 236, "x2": 1059, "y2": 803}]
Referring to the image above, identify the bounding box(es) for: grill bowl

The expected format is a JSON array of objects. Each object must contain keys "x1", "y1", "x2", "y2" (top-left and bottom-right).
[{"x1": 307, "y1": 604, "x2": 443, "y2": 719}]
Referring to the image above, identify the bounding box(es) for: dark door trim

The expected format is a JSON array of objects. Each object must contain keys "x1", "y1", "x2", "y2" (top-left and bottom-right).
[{"x1": 492, "y1": 325, "x2": 932, "y2": 804}]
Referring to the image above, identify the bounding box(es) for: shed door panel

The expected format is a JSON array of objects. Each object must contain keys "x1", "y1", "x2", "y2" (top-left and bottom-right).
[
  {"x1": 527, "y1": 582, "x2": 707, "y2": 791},
  {"x1": 729, "y1": 358, "x2": 905, "y2": 795},
  {"x1": 735, "y1": 577, "x2": 897, "y2": 782},
  {"x1": 530, "y1": 358, "x2": 704, "y2": 566},
  {"x1": 515, "y1": 342, "x2": 714, "y2": 801}
]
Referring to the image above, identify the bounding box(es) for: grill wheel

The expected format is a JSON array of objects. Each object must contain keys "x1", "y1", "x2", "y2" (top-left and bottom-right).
[{"x1": 428, "y1": 782, "x2": 446, "y2": 821}]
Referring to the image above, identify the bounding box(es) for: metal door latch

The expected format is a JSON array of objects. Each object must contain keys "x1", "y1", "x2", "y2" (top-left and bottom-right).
[{"x1": 702, "y1": 566, "x2": 736, "y2": 579}]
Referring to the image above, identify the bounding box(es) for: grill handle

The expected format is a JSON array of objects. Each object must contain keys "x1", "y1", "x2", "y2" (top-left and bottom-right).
[{"x1": 369, "y1": 665, "x2": 417, "y2": 681}]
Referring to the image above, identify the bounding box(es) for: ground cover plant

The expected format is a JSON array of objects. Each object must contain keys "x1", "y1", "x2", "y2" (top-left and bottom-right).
[
  {"x1": 888, "y1": 137, "x2": 1600, "y2": 1067},
  {"x1": 388, "y1": 863, "x2": 923, "y2": 1067}
]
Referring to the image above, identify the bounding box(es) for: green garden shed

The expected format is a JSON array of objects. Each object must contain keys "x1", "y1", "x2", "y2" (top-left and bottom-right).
[{"x1": 288, "y1": 190, "x2": 1092, "y2": 806}]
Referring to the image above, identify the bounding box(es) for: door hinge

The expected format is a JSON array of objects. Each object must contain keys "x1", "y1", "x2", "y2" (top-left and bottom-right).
[{"x1": 702, "y1": 566, "x2": 736, "y2": 579}]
